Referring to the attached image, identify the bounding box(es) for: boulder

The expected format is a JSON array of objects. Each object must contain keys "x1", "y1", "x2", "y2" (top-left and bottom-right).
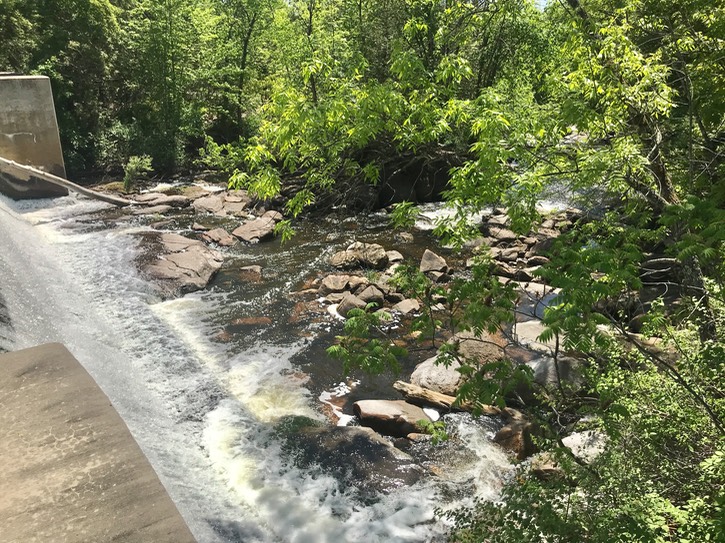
[
  {"x1": 386, "y1": 250, "x2": 404, "y2": 263},
  {"x1": 143, "y1": 233, "x2": 223, "y2": 297},
  {"x1": 427, "y1": 271, "x2": 451, "y2": 283},
  {"x1": 325, "y1": 292, "x2": 347, "y2": 304},
  {"x1": 562, "y1": 430, "x2": 606, "y2": 464},
  {"x1": 410, "y1": 355, "x2": 464, "y2": 396},
  {"x1": 393, "y1": 298, "x2": 420, "y2": 315},
  {"x1": 337, "y1": 294, "x2": 367, "y2": 318},
  {"x1": 357, "y1": 285, "x2": 385, "y2": 308},
  {"x1": 420, "y1": 249, "x2": 448, "y2": 274},
  {"x1": 232, "y1": 216, "x2": 276, "y2": 243},
  {"x1": 262, "y1": 209, "x2": 283, "y2": 221},
  {"x1": 530, "y1": 452, "x2": 563, "y2": 481},
  {"x1": 319, "y1": 274, "x2": 356, "y2": 296},
  {"x1": 330, "y1": 242, "x2": 389, "y2": 270},
  {"x1": 201, "y1": 228, "x2": 237, "y2": 247},
  {"x1": 192, "y1": 190, "x2": 253, "y2": 216},
  {"x1": 454, "y1": 329, "x2": 507, "y2": 364},
  {"x1": 238, "y1": 265, "x2": 263, "y2": 282},
  {"x1": 132, "y1": 204, "x2": 172, "y2": 216},
  {"x1": 192, "y1": 193, "x2": 225, "y2": 214},
  {"x1": 488, "y1": 226, "x2": 518, "y2": 243},
  {"x1": 133, "y1": 192, "x2": 163, "y2": 203},
  {"x1": 146, "y1": 194, "x2": 190, "y2": 207},
  {"x1": 496, "y1": 246, "x2": 523, "y2": 262},
  {"x1": 493, "y1": 418, "x2": 537, "y2": 460},
  {"x1": 527, "y1": 355, "x2": 583, "y2": 390},
  {"x1": 222, "y1": 191, "x2": 252, "y2": 216},
  {"x1": 527, "y1": 255, "x2": 550, "y2": 266},
  {"x1": 353, "y1": 399, "x2": 432, "y2": 437},
  {"x1": 276, "y1": 417, "x2": 422, "y2": 497}
]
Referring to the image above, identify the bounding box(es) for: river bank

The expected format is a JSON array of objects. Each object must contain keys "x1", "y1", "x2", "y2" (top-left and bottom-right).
[{"x1": 0, "y1": 177, "x2": 576, "y2": 542}]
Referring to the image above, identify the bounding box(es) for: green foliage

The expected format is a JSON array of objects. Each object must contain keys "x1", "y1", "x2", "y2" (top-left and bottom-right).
[
  {"x1": 4, "y1": 0, "x2": 724, "y2": 538},
  {"x1": 122, "y1": 155, "x2": 153, "y2": 192},
  {"x1": 417, "y1": 418, "x2": 448, "y2": 444},
  {"x1": 327, "y1": 307, "x2": 408, "y2": 375}
]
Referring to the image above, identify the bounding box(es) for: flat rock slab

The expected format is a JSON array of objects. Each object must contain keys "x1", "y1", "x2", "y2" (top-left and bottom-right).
[
  {"x1": 143, "y1": 233, "x2": 223, "y2": 297},
  {"x1": 232, "y1": 216, "x2": 276, "y2": 243},
  {"x1": 0, "y1": 343, "x2": 195, "y2": 543},
  {"x1": 354, "y1": 399, "x2": 432, "y2": 437}
]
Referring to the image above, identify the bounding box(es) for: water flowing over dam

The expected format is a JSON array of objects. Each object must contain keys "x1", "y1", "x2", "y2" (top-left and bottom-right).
[{"x1": 0, "y1": 192, "x2": 512, "y2": 542}]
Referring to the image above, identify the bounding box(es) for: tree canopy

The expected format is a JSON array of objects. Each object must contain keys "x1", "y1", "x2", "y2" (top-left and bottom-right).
[{"x1": 2, "y1": 0, "x2": 723, "y2": 541}]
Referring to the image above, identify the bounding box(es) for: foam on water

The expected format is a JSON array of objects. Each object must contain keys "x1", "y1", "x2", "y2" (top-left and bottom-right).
[{"x1": 0, "y1": 193, "x2": 513, "y2": 542}]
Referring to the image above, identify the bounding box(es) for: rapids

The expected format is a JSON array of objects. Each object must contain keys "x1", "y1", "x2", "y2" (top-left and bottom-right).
[{"x1": 0, "y1": 192, "x2": 512, "y2": 542}]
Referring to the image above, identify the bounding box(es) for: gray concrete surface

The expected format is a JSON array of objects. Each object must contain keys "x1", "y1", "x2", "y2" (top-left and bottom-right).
[
  {"x1": 0, "y1": 343, "x2": 196, "y2": 542},
  {"x1": 0, "y1": 75, "x2": 68, "y2": 198}
]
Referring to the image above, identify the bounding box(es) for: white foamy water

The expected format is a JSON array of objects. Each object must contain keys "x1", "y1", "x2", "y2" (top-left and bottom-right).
[{"x1": 0, "y1": 193, "x2": 512, "y2": 542}]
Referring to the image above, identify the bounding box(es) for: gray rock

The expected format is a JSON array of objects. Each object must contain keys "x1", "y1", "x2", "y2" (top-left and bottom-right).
[
  {"x1": 354, "y1": 399, "x2": 432, "y2": 437},
  {"x1": 319, "y1": 274, "x2": 355, "y2": 295},
  {"x1": 148, "y1": 194, "x2": 190, "y2": 207},
  {"x1": 498, "y1": 247, "x2": 523, "y2": 262},
  {"x1": 325, "y1": 292, "x2": 347, "y2": 304},
  {"x1": 262, "y1": 209, "x2": 283, "y2": 221},
  {"x1": 277, "y1": 418, "x2": 422, "y2": 497},
  {"x1": 330, "y1": 242, "x2": 389, "y2": 270},
  {"x1": 238, "y1": 265, "x2": 263, "y2": 282},
  {"x1": 493, "y1": 418, "x2": 537, "y2": 460},
  {"x1": 527, "y1": 355, "x2": 583, "y2": 390},
  {"x1": 488, "y1": 226, "x2": 518, "y2": 243},
  {"x1": 192, "y1": 193, "x2": 225, "y2": 214},
  {"x1": 222, "y1": 191, "x2": 252, "y2": 216},
  {"x1": 527, "y1": 255, "x2": 550, "y2": 266},
  {"x1": 427, "y1": 271, "x2": 451, "y2": 283},
  {"x1": 393, "y1": 298, "x2": 420, "y2": 315},
  {"x1": 337, "y1": 293, "x2": 367, "y2": 317},
  {"x1": 386, "y1": 250, "x2": 404, "y2": 263},
  {"x1": 201, "y1": 228, "x2": 237, "y2": 247},
  {"x1": 133, "y1": 192, "x2": 163, "y2": 203},
  {"x1": 357, "y1": 285, "x2": 385, "y2": 308},
  {"x1": 488, "y1": 214, "x2": 509, "y2": 227},
  {"x1": 561, "y1": 430, "x2": 606, "y2": 463},
  {"x1": 232, "y1": 216, "x2": 276, "y2": 243},
  {"x1": 410, "y1": 355, "x2": 463, "y2": 396},
  {"x1": 132, "y1": 204, "x2": 172, "y2": 216},
  {"x1": 143, "y1": 233, "x2": 223, "y2": 297},
  {"x1": 420, "y1": 249, "x2": 448, "y2": 274}
]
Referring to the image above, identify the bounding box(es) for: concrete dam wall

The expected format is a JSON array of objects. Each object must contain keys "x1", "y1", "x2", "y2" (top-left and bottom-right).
[
  {"x1": 0, "y1": 74, "x2": 68, "y2": 198},
  {"x1": 0, "y1": 343, "x2": 196, "y2": 542}
]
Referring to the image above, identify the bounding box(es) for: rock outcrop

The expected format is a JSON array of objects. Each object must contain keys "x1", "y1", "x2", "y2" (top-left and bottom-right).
[
  {"x1": 232, "y1": 210, "x2": 282, "y2": 243},
  {"x1": 330, "y1": 242, "x2": 389, "y2": 270},
  {"x1": 142, "y1": 233, "x2": 223, "y2": 297},
  {"x1": 354, "y1": 399, "x2": 432, "y2": 437}
]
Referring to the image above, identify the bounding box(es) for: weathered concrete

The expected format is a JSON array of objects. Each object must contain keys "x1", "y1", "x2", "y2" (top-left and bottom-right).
[
  {"x1": 0, "y1": 343, "x2": 196, "y2": 543},
  {"x1": 0, "y1": 75, "x2": 68, "y2": 198}
]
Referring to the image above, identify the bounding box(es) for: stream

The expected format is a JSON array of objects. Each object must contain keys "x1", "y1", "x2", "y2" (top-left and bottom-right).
[{"x1": 0, "y1": 191, "x2": 512, "y2": 543}]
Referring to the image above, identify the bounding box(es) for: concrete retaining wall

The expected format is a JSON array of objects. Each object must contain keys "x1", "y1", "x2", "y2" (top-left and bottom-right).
[
  {"x1": 0, "y1": 75, "x2": 68, "y2": 198},
  {"x1": 0, "y1": 343, "x2": 196, "y2": 542}
]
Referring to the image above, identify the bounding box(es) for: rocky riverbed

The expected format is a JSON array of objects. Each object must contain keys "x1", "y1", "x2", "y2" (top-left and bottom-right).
[
  {"x1": 90, "y1": 176, "x2": 588, "y2": 463},
  {"x1": 0, "y1": 176, "x2": 606, "y2": 541}
]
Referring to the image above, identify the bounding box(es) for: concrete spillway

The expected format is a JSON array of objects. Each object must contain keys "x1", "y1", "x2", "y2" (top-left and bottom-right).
[{"x1": 0, "y1": 343, "x2": 196, "y2": 542}]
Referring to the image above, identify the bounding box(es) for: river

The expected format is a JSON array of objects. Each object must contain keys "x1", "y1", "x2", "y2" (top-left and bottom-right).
[{"x1": 0, "y1": 191, "x2": 512, "y2": 542}]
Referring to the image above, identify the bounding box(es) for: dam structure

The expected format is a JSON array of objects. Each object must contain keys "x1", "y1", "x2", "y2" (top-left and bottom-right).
[
  {"x1": 0, "y1": 74, "x2": 195, "y2": 541},
  {"x1": 0, "y1": 74, "x2": 68, "y2": 199}
]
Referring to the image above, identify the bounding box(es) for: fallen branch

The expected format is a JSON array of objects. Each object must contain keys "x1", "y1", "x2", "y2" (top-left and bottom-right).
[
  {"x1": 0, "y1": 156, "x2": 133, "y2": 207},
  {"x1": 393, "y1": 380, "x2": 521, "y2": 419}
]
